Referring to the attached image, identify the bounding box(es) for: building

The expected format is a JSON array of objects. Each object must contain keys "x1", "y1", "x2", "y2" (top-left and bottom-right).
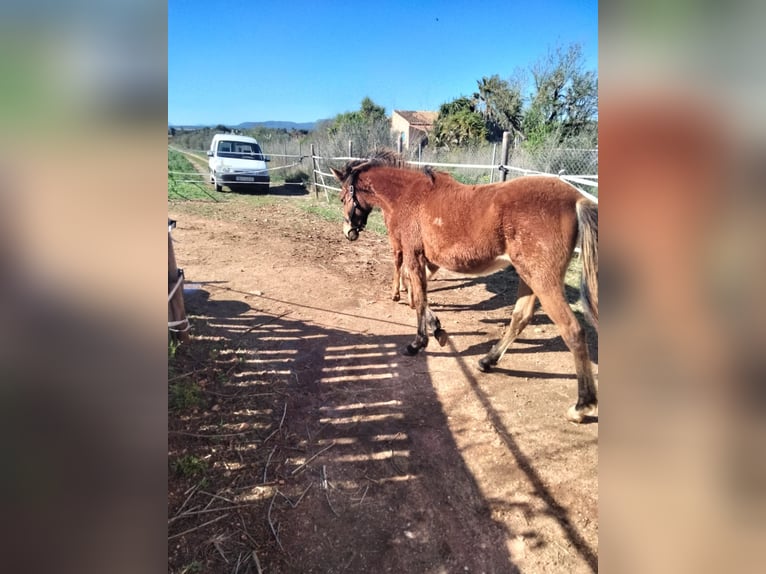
[{"x1": 391, "y1": 110, "x2": 439, "y2": 149}]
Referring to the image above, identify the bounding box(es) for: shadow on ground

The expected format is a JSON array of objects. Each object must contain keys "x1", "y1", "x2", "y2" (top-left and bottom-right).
[{"x1": 169, "y1": 284, "x2": 530, "y2": 573}]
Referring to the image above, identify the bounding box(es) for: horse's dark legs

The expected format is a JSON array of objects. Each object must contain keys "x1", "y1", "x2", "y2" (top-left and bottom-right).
[
  {"x1": 536, "y1": 289, "x2": 598, "y2": 423},
  {"x1": 401, "y1": 253, "x2": 447, "y2": 355},
  {"x1": 478, "y1": 280, "x2": 537, "y2": 371},
  {"x1": 426, "y1": 307, "x2": 448, "y2": 346}
]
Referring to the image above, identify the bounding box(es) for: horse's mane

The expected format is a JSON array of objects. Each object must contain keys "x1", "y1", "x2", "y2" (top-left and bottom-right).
[{"x1": 337, "y1": 148, "x2": 437, "y2": 187}]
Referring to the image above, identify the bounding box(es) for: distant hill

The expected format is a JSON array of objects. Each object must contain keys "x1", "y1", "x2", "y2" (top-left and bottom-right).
[
  {"x1": 169, "y1": 121, "x2": 318, "y2": 131},
  {"x1": 237, "y1": 120, "x2": 317, "y2": 131}
]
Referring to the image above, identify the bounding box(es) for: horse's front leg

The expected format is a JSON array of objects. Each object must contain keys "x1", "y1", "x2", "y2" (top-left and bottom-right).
[{"x1": 402, "y1": 253, "x2": 429, "y2": 355}]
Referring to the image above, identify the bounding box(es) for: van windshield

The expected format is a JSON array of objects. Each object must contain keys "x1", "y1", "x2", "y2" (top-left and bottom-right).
[{"x1": 216, "y1": 140, "x2": 265, "y2": 160}]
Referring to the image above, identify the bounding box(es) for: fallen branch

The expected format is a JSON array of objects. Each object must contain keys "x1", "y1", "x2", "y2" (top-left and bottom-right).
[
  {"x1": 168, "y1": 512, "x2": 230, "y2": 541},
  {"x1": 279, "y1": 401, "x2": 288, "y2": 430},
  {"x1": 171, "y1": 480, "x2": 203, "y2": 521},
  {"x1": 263, "y1": 445, "x2": 278, "y2": 483},
  {"x1": 278, "y1": 483, "x2": 313, "y2": 509},
  {"x1": 169, "y1": 430, "x2": 255, "y2": 439},
  {"x1": 321, "y1": 466, "x2": 340, "y2": 517},
  {"x1": 252, "y1": 550, "x2": 264, "y2": 574},
  {"x1": 290, "y1": 441, "x2": 336, "y2": 476},
  {"x1": 356, "y1": 484, "x2": 370, "y2": 506},
  {"x1": 267, "y1": 491, "x2": 285, "y2": 552},
  {"x1": 170, "y1": 503, "x2": 260, "y2": 523}
]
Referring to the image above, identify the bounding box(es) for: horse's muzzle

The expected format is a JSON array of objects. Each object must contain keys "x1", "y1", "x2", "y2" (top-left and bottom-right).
[{"x1": 343, "y1": 222, "x2": 359, "y2": 241}]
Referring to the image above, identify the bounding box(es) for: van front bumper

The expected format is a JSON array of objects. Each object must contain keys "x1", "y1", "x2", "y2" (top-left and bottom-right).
[{"x1": 216, "y1": 172, "x2": 270, "y2": 185}]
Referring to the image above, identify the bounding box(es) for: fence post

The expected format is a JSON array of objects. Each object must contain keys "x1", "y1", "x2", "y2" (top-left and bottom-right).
[
  {"x1": 168, "y1": 230, "x2": 189, "y2": 342},
  {"x1": 500, "y1": 131, "x2": 511, "y2": 181},
  {"x1": 310, "y1": 143, "x2": 319, "y2": 198},
  {"x1": 348, "y1": 140, "x2": 353, "y2": 158},
  {"x1": 489, "y1": 143, "x2": 497, "y2": 183}
]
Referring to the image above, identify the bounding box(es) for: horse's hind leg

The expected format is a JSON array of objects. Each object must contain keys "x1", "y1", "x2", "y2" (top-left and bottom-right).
[
  {"x1": 478, "y1": 279, "x2": 537, "y2": 372},
  {"x1": 425, "y1": 306, "x2": 448, "y2": 346},
  {"x1": 535, "y1": 288, "x2": 598, "y2": 423},
  {"x1": 391, "y1": 249, "x2": 404, "y2": 301}
]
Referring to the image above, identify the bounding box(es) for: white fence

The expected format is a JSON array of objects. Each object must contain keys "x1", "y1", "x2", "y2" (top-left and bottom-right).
[{"x1": 310, "y1": 154, "x2": 598, "y2": 204}]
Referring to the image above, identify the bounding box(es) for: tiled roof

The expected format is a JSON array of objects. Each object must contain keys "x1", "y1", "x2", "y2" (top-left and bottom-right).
[{"x1": 393, "y1": 110, "x2": 439, "y2": 126}]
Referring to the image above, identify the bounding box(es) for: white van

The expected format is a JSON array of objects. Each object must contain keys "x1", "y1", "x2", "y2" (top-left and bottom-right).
[{"x1": 207, "y1": 134, "x2": 270, "y2": 192}]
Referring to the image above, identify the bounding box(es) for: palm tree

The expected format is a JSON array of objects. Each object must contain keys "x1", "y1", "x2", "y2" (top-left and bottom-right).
[{"x1": 475, "y1": 75, "x2": 523, "y2": 140}]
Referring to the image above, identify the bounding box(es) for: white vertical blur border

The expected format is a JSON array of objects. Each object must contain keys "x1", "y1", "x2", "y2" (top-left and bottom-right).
[
  {"x1": 0, "y1": 2, "x2": 168, "y2": 574},
  {"x1": 601, "y1": 2, "x2": 766, "y2": 573}
]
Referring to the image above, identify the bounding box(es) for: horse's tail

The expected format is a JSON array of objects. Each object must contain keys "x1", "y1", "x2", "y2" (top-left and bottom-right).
[{"x1": 576, "y1": 199, "x2": 598, "y2": 330}]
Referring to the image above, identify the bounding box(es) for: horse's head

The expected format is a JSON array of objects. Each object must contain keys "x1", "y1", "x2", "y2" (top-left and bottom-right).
[{"x1": 331, "y1": 164, "x2": 373, "y2": 241}]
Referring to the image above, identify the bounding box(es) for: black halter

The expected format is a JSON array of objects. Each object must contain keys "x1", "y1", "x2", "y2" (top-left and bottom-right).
[{"x1": 345, "y1": 183, "x2": 372, "y2": 232}]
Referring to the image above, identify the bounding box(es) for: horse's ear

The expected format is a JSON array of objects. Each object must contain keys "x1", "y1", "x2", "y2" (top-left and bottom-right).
[{"x1": 330, "y1": 167, "x2": 344, "y2": 182}]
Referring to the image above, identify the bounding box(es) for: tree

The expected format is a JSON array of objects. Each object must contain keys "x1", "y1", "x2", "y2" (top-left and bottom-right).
[
  {"x1": 474, "y1": 75, "x2": 523, "y2": 141},
  {"x1": 523, "y1": 44, "x2": 597, "y2": 147},
  {"x1": 432, "y1": 98, "x2": 487, "y2": 148},
  {"x1": 321, "y1": 97, "x2": 392, "y2": 156}
]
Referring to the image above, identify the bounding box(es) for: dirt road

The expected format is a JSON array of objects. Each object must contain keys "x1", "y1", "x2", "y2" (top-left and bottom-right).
[{"x1": 168, "y1": 191, "x2": 598, "y2": 573}]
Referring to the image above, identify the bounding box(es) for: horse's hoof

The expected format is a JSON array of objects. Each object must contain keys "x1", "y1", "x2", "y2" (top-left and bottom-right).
[
  {"x1": 566, "y1": 403, "x2": 598, "y2": 424},
  {"x1": 434, "y1": 329, "x2": 448, "y2": 347},
  {"x1": 402, "y1": 344, "x2": 421, "y2": 356},
  {"x1": 392, "y1": 293, "x2": 400, "y2": 302},
  {"x1": 477, "y1": 357, "x2": 495, "y2": 372}
]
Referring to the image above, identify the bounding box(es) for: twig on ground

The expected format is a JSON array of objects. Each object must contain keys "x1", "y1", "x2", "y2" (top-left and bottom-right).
[
  {"x1": 168, "y1": 369, "x2": 205, "y2": 383},
  {"x1": 278, "y1": 483, "x2": 313, "y2": 508},
  {"x1": 171, "y1": 503, "x2": 261, "y2": 522},
  {"x1": 199, "y1": 490, "x2": 235, "y2": 505},
  {"x1": 321, "y1": 466, "x2": 340, "y2": 517},
  {"x1": 279, "y1": 401, "x2": 287, "y2": 430},
  {"x1": 290, "y1": 441, "x2": 336, "y2": 476},
  {"x1": 168, "y1": 513, "x2": 230, "y2": 541},
  {"x1": 268, "y1": 491, "x2": 285, "y2": 552},
  {"x1": 232, "y1": 552, "x2": 243, "y2": 574},
  {"x1": 356, "y1": 484, "x2": 370, "y2": 506},
  {"x1": 212, "y1": 536, "x2": 229, "y2": 563},
  {"x1": 262, "y1": 428, "x2": 279, "y2": 444},
  {"x1": 171, "y1": 480, "x2": 204, "y2": 521},
  {"x1": 206, "y1": 390, "x2": 277, "y2": 399},
  {"x1": 263, "y1": 445, "x2": 278, "y2": 483},
  {"x1": 340, "y1": 551, "x2": 357, "y2": 572},
  {"x1": 169, "y1": 430, "x2": 256, "y2": 439},
  {"x1": 252, "y1": 550, "x2": 264, "y2": 574},
  {"x1": 237, "y1": 512, "x2": 259, "y2": 548},
  {"x1": 239, "y1": 311, "x2": 291, "y2": 338}
]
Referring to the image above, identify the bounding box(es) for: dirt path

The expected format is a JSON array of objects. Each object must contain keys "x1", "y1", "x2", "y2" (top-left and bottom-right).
[{"x1": 168, "y1": 193, "x2": 598, "y2": 573}]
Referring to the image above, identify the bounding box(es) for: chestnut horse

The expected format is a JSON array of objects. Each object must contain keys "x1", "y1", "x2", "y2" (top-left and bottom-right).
[{"x1": 331, "y1": 150, "x2": 598, "y2": 423}]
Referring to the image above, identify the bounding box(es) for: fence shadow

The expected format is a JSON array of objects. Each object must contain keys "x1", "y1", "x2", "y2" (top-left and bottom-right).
[
  {"x1": 428, "y1": 267, "x2": 599, "y2": 365},
  {"x1": 169, "y1": 285, "x2": 522, "y2": 573}
]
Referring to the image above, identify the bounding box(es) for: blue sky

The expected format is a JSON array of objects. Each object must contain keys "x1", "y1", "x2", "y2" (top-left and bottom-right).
[{"x1": 168, "y1": 0, "x2": 597, "y2": 125}]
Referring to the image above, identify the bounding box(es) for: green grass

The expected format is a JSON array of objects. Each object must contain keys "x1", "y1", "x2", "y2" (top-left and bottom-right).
[
  {"x1": 298, "y1": 199, "x2": 388, "y2": 235},
  {"x1": 171, "y1": 455, "x2": 208, "y2": 479},
  {"x1": 169, "y1": 381, "x2": 204, "y2": 411},
  {"x1": 168, "y1": 148, "x2": 229, "y2": 202}
]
